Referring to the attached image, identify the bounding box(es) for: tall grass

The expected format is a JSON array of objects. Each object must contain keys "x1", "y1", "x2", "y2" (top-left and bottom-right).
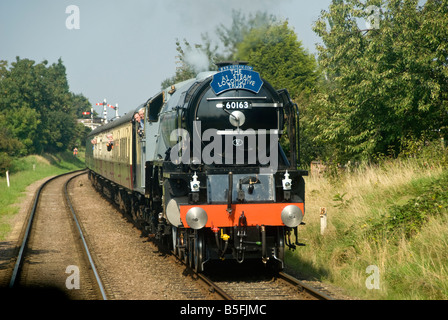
[
  {"x1": 287, "y1": 155, "x2": 448, "y2": 299},
  {"x1": 0, "y1": 151, "x2": 85, "y2": 240}
]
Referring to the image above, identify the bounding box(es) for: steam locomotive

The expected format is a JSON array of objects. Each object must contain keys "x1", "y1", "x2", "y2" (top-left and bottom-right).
[{"x1": 86, "y1": 62, "x2": 307, "y2": 272}]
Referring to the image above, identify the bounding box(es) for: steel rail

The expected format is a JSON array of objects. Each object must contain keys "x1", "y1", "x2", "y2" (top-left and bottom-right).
[
  {"x1": 8, "y1": 171, "x2": 81, "y2": 288},
  {"x1": 64, "y1": 171, "x2": 108, "y2": 300},
  {"x1": 277, "y1": 271, "x2": 334, "y2": 300},
  {"x1": 8, "y1": 169, "x2": 107, "y2": 300},
  {"x1": 196, "y1": 273, "x2": 234, "y2": 300},
  {"x1": 170, "y1": 251, "x2": 234, "y2": 300}
]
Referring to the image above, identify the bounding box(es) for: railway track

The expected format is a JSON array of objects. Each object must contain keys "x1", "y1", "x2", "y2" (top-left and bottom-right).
[
  {"x1": 2, "y1": 171, "x2": 338, "y2": 303},
  {"x1": 178, "y1": 257, "x2": 334, "y2": 301},
  {"x1": 277, "y1": 271, "x2": 334, "y2": 300},
  {"x1": 77, "y1": 171, "x2": 335, "y2": 301},
  {"x1": 69, "y1": 173, "x2": 334, "y2": 301},
  {"x1": 5, "y1": 171, "x2": 107, "y2": 300},
  {"x1": 195, "y1": 271, "x2": 333, "y2": 301}
]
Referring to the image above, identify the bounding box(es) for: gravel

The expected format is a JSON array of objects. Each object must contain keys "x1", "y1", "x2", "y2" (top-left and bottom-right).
[{"x1": 67, "y1": 174, "x2": 205, "y2": 300}]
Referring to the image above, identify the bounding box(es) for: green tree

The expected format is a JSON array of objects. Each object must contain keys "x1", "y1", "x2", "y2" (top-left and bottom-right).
[
  {"x1": 4, "y1": 105, "x2": 41, "y2": 154},
  {"x1": 311, "y1": 0, "x2": 448, "y2": 162},
  {"x1": 0, "y1": 114, "x2": 23, "y2": 175},
  {"x1": 71, "y1": 122, "x2": 91, "y2": 150},
  {"x1": 44, "y1": 111, "x2": 76, "y2": 152},
  {"x1": 70, "y1": 92, "x2": 92, "y2": 118},
  {"x1": 235, "y1": 20, "x2": 317, "y2": 100},
  {"x1": 0, "y1": 57, "x2": 92, "y2": 155}
]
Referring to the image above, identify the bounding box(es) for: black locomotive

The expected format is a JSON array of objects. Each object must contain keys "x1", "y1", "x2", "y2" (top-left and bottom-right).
[{"x1": 86, "y1": 62, "x2": 307, "y2": 272}]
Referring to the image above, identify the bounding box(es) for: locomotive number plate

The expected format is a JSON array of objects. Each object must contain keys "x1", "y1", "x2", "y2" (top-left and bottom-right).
[{"x1": 216, "y1": 101, "x2": 252, "y2": 110}]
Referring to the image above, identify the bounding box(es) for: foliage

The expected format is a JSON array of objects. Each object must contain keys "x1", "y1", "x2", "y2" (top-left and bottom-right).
[
  {"x1": 289, "y1": 153, "x2": 447, "y2": 299},
  {"x1": 310, "y1": 0, "x2": 448, "y2": 163},
  {"x1": 333, "y1": 192, "x2": 352, "y2": 208},
  {"x1": 0, "y1": 57, "x2": 91, "y2": 174},
  {"x1": 0, "y1": 125, "x2": 23, "y2": 174},
  {"x1": 367, "y1": 170, "x2": 448, "y2": 242},
  {"x1": 235, "y1": 21, "x2": 317, "y2": 100}
]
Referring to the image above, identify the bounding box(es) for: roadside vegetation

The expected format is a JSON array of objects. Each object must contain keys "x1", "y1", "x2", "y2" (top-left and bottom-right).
[
  {"x1": 0, "y1": 151, "x2": 85, "y2": 240},
  {"x1": 0, "y1": 58, "x2": 91, "y2": 176},
  {"x1": 0, "y1": 49, "x2": 90, "y2": 241},
  {"x1": 286, "y1": 143, "x2": 448, "y2": 299}
]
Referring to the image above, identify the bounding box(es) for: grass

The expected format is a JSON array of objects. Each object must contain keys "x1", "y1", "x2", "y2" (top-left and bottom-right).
[
  {"x1": 0, "y1": 150, "x2": 86, "y2": 240},
  {"x1": 286, "y1": 155, "x2": 448, "y2": 300}
]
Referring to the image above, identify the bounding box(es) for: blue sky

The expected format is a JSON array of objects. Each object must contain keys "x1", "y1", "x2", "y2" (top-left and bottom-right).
[{"x1": 0, "y1": 0, "x2": 333, "y2": 118}]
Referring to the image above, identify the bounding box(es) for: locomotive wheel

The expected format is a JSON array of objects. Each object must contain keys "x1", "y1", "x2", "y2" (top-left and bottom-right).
[
  {"x1": 181, "y1": 231, "x2": 189, "y2": 265},
  {"x1": 174, "y1": 228, "x2": 187, "y2": 262},
  {"x1": 271, "y1": 227, "x2": 285, "y2": 272},
  {"x1": 194, "y1": 231, "x2": 205, "y2": 273},
  {"x1": 187, "y1": 232, "x2": 194, "y2": 268},
  {"x1": 276, "y1": 227, "x2": 285, "y2": 262},
  {"x1": 172, "y1": 226, "x2": 178, "y2": 256},
  {"x1": 117, "y1": 189, "x2": 126, "y2": 212}
]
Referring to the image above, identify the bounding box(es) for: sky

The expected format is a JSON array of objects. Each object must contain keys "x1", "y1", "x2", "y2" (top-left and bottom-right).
[{"x1": 0, "y1": 0, "x2": 333, "y2": 119}]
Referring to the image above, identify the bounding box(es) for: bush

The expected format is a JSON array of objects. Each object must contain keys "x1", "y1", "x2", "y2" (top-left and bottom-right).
[{"x1": 367, "y1": 171, "x2": 448, "y2": 243}]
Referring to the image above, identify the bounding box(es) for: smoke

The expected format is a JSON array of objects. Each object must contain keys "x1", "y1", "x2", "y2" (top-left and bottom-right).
[
  {"x1": 183, "y1": 47, "x2": 210, "y2": 73},
  {"x1": 158, "y1": 0, "x2": 294, "y2": 75},
  {"x1": 169, "y1": 0, "x2": 293, "y2": 72},
  {"x1": 164, "y1": 0, "x2": 292, "y2": 30}
]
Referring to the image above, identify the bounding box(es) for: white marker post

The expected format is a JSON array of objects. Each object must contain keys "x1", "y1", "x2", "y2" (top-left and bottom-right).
[
  {"x1": 6, "y1": 170, "x2": 10, "y2": 187},
  {"x1": 320, "y1": 207, "x2": 327, "y2": 235}
]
